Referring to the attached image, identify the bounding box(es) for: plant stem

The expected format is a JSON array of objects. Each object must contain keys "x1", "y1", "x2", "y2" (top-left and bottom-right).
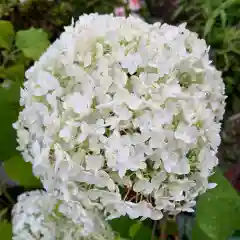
[
  {"x1": 152, "y1": 220, "x2": 157, "y2": 240},
  {"x1": 159, "y1": 213, "x2": 168, "y2": 240},
  {"x1": 3, "y1": 189, "x2": 15, "y2": 205}
]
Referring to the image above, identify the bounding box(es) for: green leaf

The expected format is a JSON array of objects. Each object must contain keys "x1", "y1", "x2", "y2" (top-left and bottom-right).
[
  {"x1": 0, "y1": 221, "x2": 12, "y2": 240},
  {"x1": 220, "y1": 10, "x2": 227, "y2": 28},
  {"x1": 115, "y1": 235, "x2": 121, "y2": 240},
  {"x1": 114, "y1": 234, "x2": 129, "y2": 240},
  {"x1": 204, "y1": 18, "x2": 215, "y2": 37},
  {"x1": 0, "y1": 64, "x2": 24, "y2": 82},
  {"x1": 110, "y1": 217, "x2": 136, "y2": 239},
  {"x1": 0, "y1": 81, "x2": 20, "y2": 161},
  {"x1": 16, "y1": 28, "x2": 50, "y2": 60},
  {"x1": 110, "y1": 216, "x2": 156, "y2": 240},
  {"x1": 129, "y1": 221, "x2": 142, "y2": 238},
  {"x1": 3, "y1": 155, "x2": 42, "y2": 188},
  {"x1": 0, "y1": 208, "x2": 8, "y2": 220},
  {"x1": 0, "y1": 21, "x2": 14, "y2": 50},
  {"x1": 205, "y1": 0, "x2": 213, "y2": 15},
  {"x1": 194, "y1": 169, "x2": 240, "y2": 240},
  {"x1": 192, "y1": 222, "x2": 212, "y2": 240},
  {"x1": 171, "y1": 5, "x2": 184, "y2": 20},
  {"x1": 166, "y1": 218, "x2": 178, "y2": 236},
  {"x1": 204, "y1": 0, "x2": 237, "y2": 37}
]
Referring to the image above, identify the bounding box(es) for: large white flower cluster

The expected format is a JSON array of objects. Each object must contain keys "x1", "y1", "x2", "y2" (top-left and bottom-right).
[
  {"x1": 14, "y1": 14, "x2": 225, "y2": 220},
  {"x1": 12, "y1": 190, "x2": 115, "y2": 240}
]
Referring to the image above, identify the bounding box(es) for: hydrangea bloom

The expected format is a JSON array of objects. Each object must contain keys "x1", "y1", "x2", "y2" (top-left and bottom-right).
[
  {"x1": 14, "y1": 14, "x2": 226, "y2": 220},
  {"x1": 12, "y1": 190, "x2": 115, "y2": 240}
]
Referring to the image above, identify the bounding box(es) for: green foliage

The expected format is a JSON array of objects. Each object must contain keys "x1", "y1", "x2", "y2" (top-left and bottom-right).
[
  {"x1": 166, "y1": 218, "x2": 178, "y2": 237},
  {"x1": 5, "y1": 0, "x2": 122, "y2": 40},
  {"x1": 193, "y1": 169, "x2": 240, "y2": 240},
  {"x1": 203, "y1": 0, "x2": 237, "y2": 37},
  {"x1": 192, "y1": 223, "x2": 213, "y2": 240},
  {"x1": 0, "y1": 20, "x2": 50, "y2": 161},
  {"x1": 0, "y1": 21, "x2": 14, "y2": 50},
  {"x1": 0, "y1": 208, "x2": 8, "y2": 220},
  {"x1": 172, "y1": 0, "x2": 240, "y2": 116},
  {"x1": 16, "y1": 28, "x2": 50, "y2": 60},
  {"x1": 0, "y1": 64, "x2": 24, "y2": 83},
  {"x1": 110, "y1": 216, "x2": 156, "y2": 240},
  {"x1": 0, "y1": 0, "x2": 18, "y2": 18},
  {"x1": 3, "y1": 155, "x2": 42, "y2": 188},
  {"x1": 0, "y1": 221, "x2": 12, "y2": 240},
  {"x1": 129, "y1": 221, "x2": 143, "y2": 238},
  {"x1": 0, "y1": 81, "x2": 21, "y2": 160}
]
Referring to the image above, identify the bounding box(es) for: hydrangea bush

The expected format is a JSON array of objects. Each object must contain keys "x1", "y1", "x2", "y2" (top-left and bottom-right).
[
  {"x1": 12, "y1": 190, "x2": 115, "y2": 240},
  {"x1": 11, "y1": 13, "x2": 227, "y2": 238}
]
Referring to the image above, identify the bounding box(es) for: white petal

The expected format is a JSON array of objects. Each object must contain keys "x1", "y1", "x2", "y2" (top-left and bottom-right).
[{"x1": 86, "y1": 155, "x2": 104, "y2": 171}]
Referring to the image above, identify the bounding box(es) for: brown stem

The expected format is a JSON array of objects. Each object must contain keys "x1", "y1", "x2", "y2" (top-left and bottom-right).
[{"x1": 123, "y1": 187, "x2": 132, "y2": 201}]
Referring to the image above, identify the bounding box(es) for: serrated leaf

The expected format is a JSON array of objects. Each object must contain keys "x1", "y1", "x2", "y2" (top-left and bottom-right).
[
  {"x1": 0, "y1": 21, "x2": 14, "y2": 50},
  {"x1": 194, "y1": 169, "x2": 240, "y2": 240},
  {"x1": 16, "y1": 28, "x2": 50, "y2": 60},
  {"x1": 0, "y1": 82, "x2": 20, "y2": 161},
  {"x1": 4, "y1": 155, "x2": 42, "y2": 188},
  {"x1": 129, "y1": 221, "x2": 142, "y2": 238},
  {"x1": 0, "y1": 221, "x2": 12, "y2": 240}
]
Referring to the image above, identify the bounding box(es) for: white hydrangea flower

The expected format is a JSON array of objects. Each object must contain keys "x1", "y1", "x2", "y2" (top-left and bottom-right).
[
  {"x1": 12, "y1": 190, "x2": 115, "y2": 240},
  {"x1": 14, "y1": 14, "x2": 226, "y2": 220}
]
